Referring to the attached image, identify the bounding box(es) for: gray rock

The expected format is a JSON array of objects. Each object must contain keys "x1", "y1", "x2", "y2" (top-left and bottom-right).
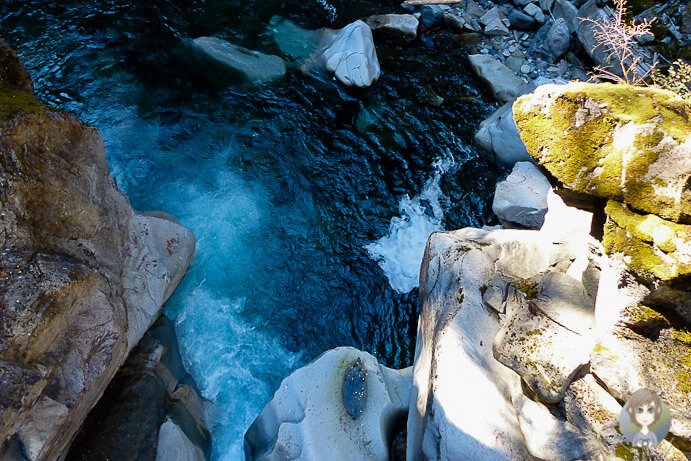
[
  {"x1": 513, "y1": 0, "x2": 535, "y2": 6},
  {"x1": 466, "y1": 0, "x2": 487, "y2": 19},
  {"x1": 524, "y1": 3, "x2": 546, "y2": 23},
  {"x1": 509, "y1": 9, "x2": 539, "y2": 29},
  {"x1": 529, "y1": 19, "x2": 571, "y2": 62},
  {"x1": 418, "y1": 4, "x2": 445, "y2": 28},
  {"x1": 493, "y1": 161, "x2": 551, "y2": 228},
  {"x1": 505, "y1": 54, "x2": 525, "y2": 72},
  {"x1": 365, "y1": 14, "x2": 419, "y2": 41},
  {"x1": 467, "y1": 54, "x2": 524, "y2": 103},
  {"x1": 184, "y1": 37, "x2": 287, "y2": 83},
  {"x1": 444, "y1": 10, "x2": 467, "y2": 32},
  {"x1": 246, "y1": 347, "x2": 411, "y2": 460},
  {"x1": 123, "y1": 212, "x2": 195, "y2": 351},
  {"x1": 156, "y1": 420, "x2": 205, "y2": 461},
  {"x1": 553, "y1": 0, "x2": 579, "y2": 33},
  {"x1": 322, "y1": 20, "x2": 380, "y2": 87},
  {"x1": 539, "y1": 0, "x2": 556, "y2": 12},
  {"x1": 480, "y1": 7, "x2": 511, "y2": 36},
  {"x1": 475, "y1": 101, "x2": 529, "y2": 166},
  {"x1": 512, "y1": 393, "x2": 588, "y2": 460}
]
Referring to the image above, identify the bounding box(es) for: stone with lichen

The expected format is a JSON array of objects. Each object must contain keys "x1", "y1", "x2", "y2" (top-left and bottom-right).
[{"x1": 513, "y1": 82, "x2": 691, "y2": 224}]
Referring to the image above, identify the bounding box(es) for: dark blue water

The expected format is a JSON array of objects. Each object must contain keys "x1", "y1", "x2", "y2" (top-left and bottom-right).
[{"x1": 1, "y1": 0, "x2": 499, "y2": 457}]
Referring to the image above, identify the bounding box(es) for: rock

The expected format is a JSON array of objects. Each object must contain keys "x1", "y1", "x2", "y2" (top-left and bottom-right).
[
  {"x1": 417, "y1": 5, "x2": 445, "y2": 29},
  {"x1": 365, "y1": 14, "x2": 419, "y2": 41},
  {"x1": 509, "y1": 9, "x2": 539, "y2": 30},
  {"x1": 465, "y1": 0, "x2": 487, "y2": 19},
  {"x1": 512, "y1": 393, "x2": 588, "y2": 459},
  {"x1": 66, "y1": 315, "x2": 211, "y2": 460},
  {"x1": 603, "y1": 200, "x2": 691, "y2": 283},
  {"x1": 444, "y1": 10, "x2": 467, "y2": 32},
  {"x1": 513, "y1": 0, "x2": 534, "y2": 6},
  {"x1": 524, "y1": 3, "x2": 546, "y2": 23},
  {"x1": 529, "y1": 19, "x2": 571, "y2": 62},
  {"x1": 576, "y1": 0, "x2": 654, "y2": 80},
  {"x1": 513, "y1": 82, "x2": 691, "y2": 223},
  {"x1": 268, "y1": 16, "x2": 330, "y2": 62},
  {"x1": 493, "y1": 271, "x2": 596, "y2": 403},
  {"x1": 0, "y1": 39, "x2": 34, "y2": 94},
  {"x1": 245, "y1": 347, "x2": 411, "y2": 460},
  {"x1": 480, "y1": 7, "x2": 511, "y2": 36},
  {"x1": 540, "y1": 0, "x2": 556, "y2": 12},
  {"x1": 0, "y1": 47, "x2": 195, "y2": 460},
  {"x1": 123, "y1": 212, "x2": 195, "y2": 350},
  {"x1": 180, "y1": 37, "x2": 286, "y2": 84},
  {"x1": 505, "y1": 54, "x2": 525, "y2": 73},
  {"x1": 322, "y1": 20, "x2": 380, "y2": 88},
  {"x1": 475, "y1": 100, "x2": 532, "y2": 166},
  {"x1": 156, "y1": 420, "x2": 205, "y2": 461},
  {"x1": 467, "y1": 54, "x2": 524, "y2": 103},
  {"x1": 492, "y1": 161, "x2": 551, "y2": 228},
  {"x1": 552, "y1": 0, "x2": 579, "y2": 33},
  {"x1": 682, "y1": 0, "x2": 691, "y2": 35},
  {"x1": 408, "y1": 193, "x2": 599, "y2": 460}
]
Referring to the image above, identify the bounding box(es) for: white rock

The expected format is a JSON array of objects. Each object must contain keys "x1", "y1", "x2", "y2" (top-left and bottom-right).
[
  {"x1": 493, "y1": 161, "x2": 551, "y2": 228},
  {"x1": 467, "y1": 54, "x2": 524, "y2": 103},
  {"x1": 322, "y1": 20, "x2": 381, "y2": 87},
  {"x1": 156, "y1": 420, "x2": 205, "y2": 461},
  {"x1": 246, "y1": 347, "x2": 411, "y2": 460},
  {"x1": 122, "y1": 212, "x2": 196, "y2": 351}
]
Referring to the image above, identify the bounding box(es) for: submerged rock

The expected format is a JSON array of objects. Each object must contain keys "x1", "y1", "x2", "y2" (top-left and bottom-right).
[
  {"x1": 321, "y1": 20, "x2": 380, "y2": 88},
  {"x1": 178, "y1": 37, "x2": 286, "y2": 84},
  {"x1": 245, "y1": 347, "x2": 410, "y2": 460},
  {"x1": 0, "y1": 41, "x2": 194, "y2": 460},
  {"x1": 513, "y1": 82, "x2": 691, "y2": 223}
]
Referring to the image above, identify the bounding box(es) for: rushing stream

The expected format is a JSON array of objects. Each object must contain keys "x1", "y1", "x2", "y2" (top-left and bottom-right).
[{"x1": 1, "y1": 0, "x2": 501, "y2": 457}]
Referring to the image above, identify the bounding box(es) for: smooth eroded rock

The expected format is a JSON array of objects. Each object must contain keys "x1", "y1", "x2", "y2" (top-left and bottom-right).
[
  {"x1": 493, "y1": 161, "x2": 551, "y2": 228},
  {"x1": 321, "y1": 20, "x2": 380, "y2": 88}
]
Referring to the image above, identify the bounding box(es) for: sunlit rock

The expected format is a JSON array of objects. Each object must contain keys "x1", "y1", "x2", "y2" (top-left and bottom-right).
[
  {"x1": 365, "y1": 14, "x2": 419, "y2": 41},
  {"x1": 468, "y1": 54, "x2": 523, "y2": 103},
  {"x1": 493, "y1": 161, "x2": 550, "y2": 228},
  {"x1": 513, "y1": 82, "x2": 691, "y2": 223},
  {"x1": 322, "y1": 20, "x2": 380, "y2": 88},
  {"x1": 245, "y1": 347, "x2": 411, "y2": 460}
]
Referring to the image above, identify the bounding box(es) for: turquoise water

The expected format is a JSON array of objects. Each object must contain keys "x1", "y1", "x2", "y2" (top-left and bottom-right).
[{"x1": 2, "y1": 0, "x2": 500, "y2": 457}]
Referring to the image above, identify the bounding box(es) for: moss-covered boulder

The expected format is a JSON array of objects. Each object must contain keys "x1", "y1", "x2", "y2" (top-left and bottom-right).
[
  {"x1": 603, "y1": 200, "x2": 691, "y2": 282},
  {"x1": 513, "y1": 82, "x2": 691, "y2": 223}
]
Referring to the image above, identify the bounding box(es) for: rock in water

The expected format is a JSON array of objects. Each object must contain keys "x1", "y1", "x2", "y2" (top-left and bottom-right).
[
  {"x1": 245, "y1": 347, "x2": 411, "y2": 460},
  {"x1": 365, "y1": 14, "x2": 419, "y2": 41},
  {"x1": 0, "y1": 41, "x2": 195, "y2": 460},
  {"x1": 513, "y1": 82, "x2": 691, "y2": 223},
  {"x1": 493, "y1": 161, "x2": 551, "y2": 228},
  {"x1": 180, "y1": 37, "x2": 286, "y2": 84},
  {"x1": 321, "y1": 20, "x2": 380, "y2": 88}
]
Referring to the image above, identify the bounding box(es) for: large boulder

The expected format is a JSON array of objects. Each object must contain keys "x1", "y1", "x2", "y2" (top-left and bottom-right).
[
  {"x1": 474, "y1": 99, "x2": 532, "y2": 166},
  {"x1": 245, "y1": 347, "x2": 411, "y2": 460},
  {"x1": 321, "y1": 20, "x2": 380, "y2": 88},
  {"x1": 177, "y1": 37, "x2": 286, "y2": 85},
  {"x1": 0, "y1": 42, "x2": 195, "y2": 460},
  {"x1": 513, "y1": 82, "x2": 691, "y2": 223},
  {"x1": 408, "y1": 192, "x2": 594, "y2": 460}
]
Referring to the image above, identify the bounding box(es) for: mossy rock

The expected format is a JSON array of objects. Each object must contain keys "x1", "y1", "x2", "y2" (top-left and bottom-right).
[
  {"x1": 603, "y1": 200, "x2": 691, "y2": 281},
  {"x1": 513, "y1": 82, "x2": 691, "y2": 223}
]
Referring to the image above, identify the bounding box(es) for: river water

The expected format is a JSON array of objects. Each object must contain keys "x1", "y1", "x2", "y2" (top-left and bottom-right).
[{"x1": 1, "y1": 0, "x2": 500, "y2": 457}]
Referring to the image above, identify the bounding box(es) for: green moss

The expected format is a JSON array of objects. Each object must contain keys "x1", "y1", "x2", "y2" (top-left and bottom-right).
[
  {"x1": 603, "y1": 200, "x2": 691, "y2": 280},
  {"x1": 515, "y1": 278, "x2": 539, "y2": 300},
  {"x1": 677, "y1": 351, "x2": 691, "y2": 393},
  {"x1": 513, "y1": 82, "x2": 691, "y2": 222},
  {"x1": 672, "y1": 329, "x2": 691, "y2": 345},
  {"x1": 0, "y1": 87, "x2": 43, "y2": 120},
  {"x1": 615, "y1": 443, "x2": 636, "y2": 460}
]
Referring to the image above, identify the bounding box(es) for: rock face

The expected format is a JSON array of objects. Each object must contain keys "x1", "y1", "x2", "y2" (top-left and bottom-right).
[
  {"x1": 513, "y1": 82, "x2": 691, "y2": 223},
  {"x1": 178, "y1": 37, "x2": 286, "y2": 84},
  {"x1": 408, "y1": 192, "x2": 594, "y2": 460},
  {"x1": 321, "y1": 20, "x2": 380, "y2": 88},
  {"x1": 245, "y1": 347, "x2": 411, "y2": 460},
  {"x1": 492, "y1": 161, "x2": 550, "y2": 228},
  {"x1": 66, "y1": 316, "x2": 210, "y2": 460},
  {"x1": 0, "y1": 42, "x2": 195, "y2": 460}
]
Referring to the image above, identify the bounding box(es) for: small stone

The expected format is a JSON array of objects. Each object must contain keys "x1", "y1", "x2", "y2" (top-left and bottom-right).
[
  {"x1": 509, "y1": 44, "x2": 518, "y2": 52},
  {"x1": 503, "y1": 49, "x2": 511, "y2": 57},
  {"x1": 520, "y1": 64, "x2": 531, "y2": 73}
]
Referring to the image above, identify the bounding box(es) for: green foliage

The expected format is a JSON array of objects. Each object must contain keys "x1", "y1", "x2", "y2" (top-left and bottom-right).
[{"x1": 653, "y1": 59, "x2": 691, "y2": 101}]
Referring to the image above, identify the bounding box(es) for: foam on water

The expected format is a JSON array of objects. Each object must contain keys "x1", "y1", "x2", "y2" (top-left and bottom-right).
[{"x1": 366, "y1": 153, "x2": 455, "y2": 293}]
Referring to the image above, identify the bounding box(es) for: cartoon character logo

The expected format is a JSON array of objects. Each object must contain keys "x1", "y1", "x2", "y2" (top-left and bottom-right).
[{"x1": 619, "y1": 388, "x2": 671, "y2": 448}]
